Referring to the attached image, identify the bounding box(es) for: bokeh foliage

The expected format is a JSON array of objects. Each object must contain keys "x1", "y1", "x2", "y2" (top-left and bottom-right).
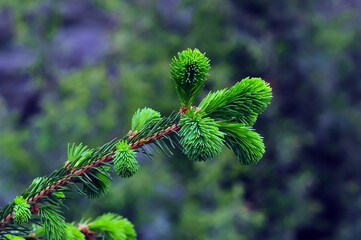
[{"x1": 0, "y1": 0, "x2": 361, "y2": 239}]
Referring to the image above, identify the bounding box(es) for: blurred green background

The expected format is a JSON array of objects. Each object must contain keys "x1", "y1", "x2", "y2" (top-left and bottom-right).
[{"x1": 0, "y1": 0, "x2": 360, "y2": 239}]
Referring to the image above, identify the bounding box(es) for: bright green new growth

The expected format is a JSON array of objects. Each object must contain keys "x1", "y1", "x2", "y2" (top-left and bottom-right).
[
  {"x1": 199, "y1": 77, "x2": 272, "y2": 126},
  {"x1": 12, "y1": 196, "x2": 31, "y2": 224},
  {"x1": 24, "y1": 213, "x2": 133, "y2": 240},
  {"x1": 65, "y1": 223, "x2": 85, "y2": 240},
  {"x1": 6, "y1": 235, "x2": 24, "y2": 240},
  {"x1": 113, "y1": 140, "x2": 139, "y2": 178},
  {"x1": 170, "y1": 48, "x2": 210, "y2": 107},
  {"x1": 67, "y1": 143, "x2": 92, "y2": 164},
  {"x1": 178, "y1": 76, "x2": 271, "y2": 164},
  {"x1": 179, "y1": 109, "x2": 224, "y2": 161},
  {"x1": 88, "y1": 213, "x2": 136, "y2": 240},
  {"x1": 131, "y1": 107, "x2": 161, "y2": 131},
  {"x1": 218, "y1": 121, "x2": 265, "y2": 165},
  {"x1": 29, "y1": 217, "x2": 85, "y2": 240}
]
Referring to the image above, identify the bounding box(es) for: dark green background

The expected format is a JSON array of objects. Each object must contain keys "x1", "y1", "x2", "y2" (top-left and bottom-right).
[{"x1": 0, "y1": 1, "x2": 360, "y2": 239}]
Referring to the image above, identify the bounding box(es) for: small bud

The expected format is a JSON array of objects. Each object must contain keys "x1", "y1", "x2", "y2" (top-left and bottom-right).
[
  {"x1": 113, "y1": 140, "x2": 139, "y2": 178},
  {"x1": 13, "y1": 196, "x2": 31, "y2": 224},
  {"x1": 179, "y1": 109, "x2": 224, "y2": 161},
  {"x1": 131, "y1": 107, "x2": 161, "y2": 132},
  {"x1": 170, "y1": 48, "x2": 211, "y2": 107}
]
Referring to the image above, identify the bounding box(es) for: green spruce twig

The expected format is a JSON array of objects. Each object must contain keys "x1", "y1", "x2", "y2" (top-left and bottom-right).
[{"x1": 0, "y1": 48, "x2": 272, "y2": 240}]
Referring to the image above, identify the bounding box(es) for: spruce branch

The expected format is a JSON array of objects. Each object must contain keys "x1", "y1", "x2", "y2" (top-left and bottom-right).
[
  {"x1": 0, "y1": 48, "x2": 272, "y2": 239},
  {"x1": 0, "y1": 122, "x2": 181, "y2": 232},
  {"x1": 5, "y1": 213, "x2": 135, "y2": 240},
  {"x1": 199, "y1": 77, "x2": 272, "y2": 126},
  {"x1": 218, "y1": 121, "x2": 265, "y2": 165}
]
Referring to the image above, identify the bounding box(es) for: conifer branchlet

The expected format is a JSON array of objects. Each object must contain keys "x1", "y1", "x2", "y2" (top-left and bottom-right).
[{"x1": 0, "y1": 48, "x2": 272, "y2": 240}]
